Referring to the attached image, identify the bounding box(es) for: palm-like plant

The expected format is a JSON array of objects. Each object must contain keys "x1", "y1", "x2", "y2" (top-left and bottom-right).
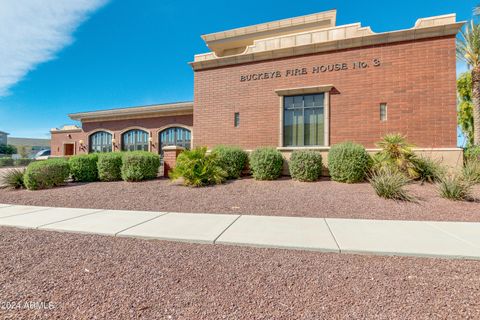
[
  {"x1": 457, "y1": 21, "x2": 480, "y2": 145},
  {"x1": 374, "y1": 133, "x2": 419, "y2": 179}
]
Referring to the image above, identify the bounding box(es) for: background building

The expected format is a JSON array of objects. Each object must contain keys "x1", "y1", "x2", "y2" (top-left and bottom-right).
[{"x1": 0, "y1": 131, "x2": 8, "y2": 145}]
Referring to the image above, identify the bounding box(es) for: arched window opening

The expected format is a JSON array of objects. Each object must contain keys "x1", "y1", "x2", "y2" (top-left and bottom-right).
[
  {"x1": 159, "y1": 127, "x2": 191, "y2": 155},
  {"x1": 89, "y1": 131, "x2": 112, "y2": 153},
  {"x1": 121, "y1": 129, "x2": 149, "y2": 151}
]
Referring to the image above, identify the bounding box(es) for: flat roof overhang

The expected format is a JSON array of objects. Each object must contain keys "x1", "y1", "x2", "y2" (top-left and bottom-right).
[{"x1": 68, "y1": 102, "x2": 194, "y2": 123}]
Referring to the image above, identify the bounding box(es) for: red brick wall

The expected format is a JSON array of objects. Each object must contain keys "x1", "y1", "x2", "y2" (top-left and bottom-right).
[
  {"x1": 193, "y1": 36, "x2": 457, "y2": 149},
  {"x1": 51, "y1": 131, "x2": 84, "y2": 156},
  {"x1": 51, "y1": 114, "x2": 193, "y2": 156}
]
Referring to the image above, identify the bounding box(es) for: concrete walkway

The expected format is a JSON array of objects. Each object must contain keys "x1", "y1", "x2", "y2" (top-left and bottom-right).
[{"x1": 0, "y1": 204, "x2": 479, "y2": 260}]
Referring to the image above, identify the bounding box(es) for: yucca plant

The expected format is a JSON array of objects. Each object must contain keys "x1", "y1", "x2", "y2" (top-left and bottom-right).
[
  {"x1": 438, "y1": 174, "x2": 473, "y2": 201},
  {"x1": 369, "y1": 166, "x2": 414, "y2": 201},
  {"x1": 462, "y1": 160, "x2": 480, "y2": 184},
  {"x1": 411, "y1": 156, "x2": 445, "y2": 184},
  {"x1": 169, "y1": 147, "x2": 227, "y2": 187},
  {"x1": 0, "y1": 168, "x2": 26, "y2": 189},
  {"x1": 374, "y1": 133, "x2": 419, "y2": 179}
]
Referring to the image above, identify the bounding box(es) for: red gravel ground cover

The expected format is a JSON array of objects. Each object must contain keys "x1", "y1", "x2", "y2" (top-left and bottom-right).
[
  {"x1": 0, "y1": 177, "x2": 479, "y2": 222},
  {"x1": 0, "y1": 227, "x2": 479, "y2": 319}
]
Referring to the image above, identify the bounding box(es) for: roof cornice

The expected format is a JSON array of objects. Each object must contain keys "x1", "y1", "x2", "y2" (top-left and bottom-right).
[
  {"x1": 190, "y1": 14, "x2": 464, "y2": 71},
  {"x1": 68, "y1": 102, "x2": 194, "y2": 122}
]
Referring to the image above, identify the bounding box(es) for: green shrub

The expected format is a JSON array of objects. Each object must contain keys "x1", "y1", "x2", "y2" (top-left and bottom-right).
[
  {"x1": 97, "y1": 153, "x2": 123, "y2": 181},
  {"x1": 212, "y1": 145, "x2": 248, "y2": 179},
  {"x1": 288, "y1": 150, "x2": 323, "y2": 182},
  {"x1": 23, "y1": 158, "x2": 70, "y2": 190},
  {"x1": 411, "y1": 156, "x2": 445, "y2": 183},
  {"x1": 437, "y1": 174, "x2": 473, "y2": 201},
  {"x1": 328, "y1": 142, "x2": 370, "y2": 183},
  {"x1": 0, "y1": 168, "x2": 25, "y2": 189},
  {"x1": 0, "y1": 158, "x2": 14, "y2": 167},
  {"x1": 69, "y1": 154, "x2": 99, "y2": 182},
  {"x1": 121, "y1": 151, "x2": 160, "y2": 182},
  {"x1": 249, "y1": 147, "x2": 284, "y2": 180},
  {"x1": 14, "y1": 158, "x2": 33, "y2": 167},
  {"x1": 462, "y1": 160, "x2": 480, "y2": 184},
  {"x1": 169, "y1": 147, "x2": 227, "y2": 187},
  {"x1": 369, "y1": 167, "x2": 414, "y2": 201},
  {"x1": 465, "y1": 145, "x2": 480, "y2": 162}
]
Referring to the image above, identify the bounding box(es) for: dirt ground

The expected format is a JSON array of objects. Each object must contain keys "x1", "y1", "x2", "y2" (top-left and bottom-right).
[
  {"x1": 0, "y1": 227, "x2": 479, "y2": 319},
  {"x1": 0, "y1": 177, "x2": 479, "y2": 222}
]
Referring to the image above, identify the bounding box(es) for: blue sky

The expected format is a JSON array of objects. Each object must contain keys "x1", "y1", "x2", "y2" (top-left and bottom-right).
[{"x1": 0, "y1": 0, "x2": 477, "y2": 139}]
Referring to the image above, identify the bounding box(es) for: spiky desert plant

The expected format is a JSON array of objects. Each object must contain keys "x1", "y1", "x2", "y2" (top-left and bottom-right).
[
  {"x1": 437, "y1": 174, "x2": 473, "y2": 201},
  {"x1": 462, "y1": 160, "x2": 480, "y2": 184},
  {"x1": 369, "y1": 166, "x2": 414, "y2": 201},
  {"x1": 169, "y1": 147, "x2": 227, "y2": 187},
  {"x1": 375, "y1": 133, "x2": 419, "y2": 179},
  {"x1": 0, "y1": 168, "x2": 26, "y2": 189}
]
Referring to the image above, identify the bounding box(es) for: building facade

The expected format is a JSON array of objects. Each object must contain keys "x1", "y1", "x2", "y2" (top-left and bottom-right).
[
  {"x1": 51, "y1": 10, "x2": 464, "y2": 168},
  {"x1": 0, "y1": 131, "x2": 8, "y2": 146}
]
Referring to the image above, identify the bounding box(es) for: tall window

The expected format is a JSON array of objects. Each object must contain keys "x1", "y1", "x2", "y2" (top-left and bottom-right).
[
  {"x1": 159, "y1": 127, "x2": 191, "y2": 155},
  {"x1": 89, "y1": 131, "x2": 112, "y2": 153},
  {"x1": 283, "y1": 94, "x2": 325, "y2": 147},
  {"x1": 121, "y1": 129, "x2": 149, "y2": 151}
]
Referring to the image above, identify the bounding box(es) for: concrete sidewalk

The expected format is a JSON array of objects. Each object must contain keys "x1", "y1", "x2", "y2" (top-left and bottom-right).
[{"x1": 0, "y1": 204, "x2": 479, "y2": 260}]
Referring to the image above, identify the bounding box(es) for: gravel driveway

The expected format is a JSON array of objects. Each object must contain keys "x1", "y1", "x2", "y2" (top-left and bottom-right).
[
  {"x1": 0, "y1": 177, "x2": 479, "y2": 222},
  {"x1": 0, "y1": 227, "x2": 479, "y2": 319}
]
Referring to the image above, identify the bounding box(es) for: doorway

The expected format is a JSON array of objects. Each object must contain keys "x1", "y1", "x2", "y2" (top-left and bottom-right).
[{"x1": 63, "y1": 143, "x2": 75, "y2": 156}]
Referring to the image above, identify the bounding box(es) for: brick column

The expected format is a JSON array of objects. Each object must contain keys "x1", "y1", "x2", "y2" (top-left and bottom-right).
[{"x1": 163, "y1": 146, "x2": 184, "y2": 177}]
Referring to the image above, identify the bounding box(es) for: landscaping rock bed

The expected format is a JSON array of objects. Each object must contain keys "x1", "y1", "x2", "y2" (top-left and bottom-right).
[
  {"x1": 0, "y1": 227, "x2": 479, "y2": 319},
  {"x1": 0, "y1": 177, "x2": 479, "y2": 222}
]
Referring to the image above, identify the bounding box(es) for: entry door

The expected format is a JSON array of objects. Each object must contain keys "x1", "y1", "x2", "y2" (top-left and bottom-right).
[{"x1": 64, "y1": 144, "x2": 74, "y2": 156}]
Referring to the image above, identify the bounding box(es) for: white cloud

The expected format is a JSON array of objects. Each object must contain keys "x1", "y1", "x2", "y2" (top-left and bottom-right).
[{"x1": 0, "y1": 0, "x2": 108, "y2": 97}]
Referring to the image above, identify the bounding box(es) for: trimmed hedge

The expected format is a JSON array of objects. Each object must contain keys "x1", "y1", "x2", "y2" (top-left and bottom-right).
[
  {"x1": 97, "y1": 152, "x2": 123, "y2": 181},
  {"x1": 249, "y1": 147, "x2": 284, "y2": 180},
  {"x1": 212, "y1": 145, "x2": 248, "y2": 179},
  {"x1": 121, "y1": 151, "x2": 160, "y2": 182},
  {"x1": 69, "y1": 154, "x2": 99, "y2": 182},
  {"x1": 14, "y1": 158, "x2": 33, "y2": 166},
  {"x1": 24, "y1": 158, "x2": 70, "y2": 190},
  {"x1": 0, "y1": 158, "x2": 14, "y2": 167},
  {"x1": 328, "y1": 142, "x2": 370, "y2": 183},
  {"x1": 289, "y1": 150, "x2": 323, "y2": 182}
]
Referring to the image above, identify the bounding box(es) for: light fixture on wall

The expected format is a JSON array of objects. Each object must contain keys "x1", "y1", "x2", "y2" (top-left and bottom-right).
[
  {"x1": 149, "y1": 136, "x2": 155, "y2": 148},
  {"x1": 112, "y1": 138, "x2": 117, "y2": 149},
  {"x1": 78, "y1": 139, "x2": 87, "y2": 151}
]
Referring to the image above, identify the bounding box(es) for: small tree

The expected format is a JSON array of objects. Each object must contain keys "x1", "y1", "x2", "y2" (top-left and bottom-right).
[
  {"x1": 0, "y1": 144, "x2": 17, "y2": 155},
  {"x1": 18, "y1": 146, "x2": 30, "y2": 158},
  {"x1": 457, "y1": 21, "x2": 480, "y2": 145},
  {"x1": 457, "y1": 72, "x2": 474, "y2": 146}
]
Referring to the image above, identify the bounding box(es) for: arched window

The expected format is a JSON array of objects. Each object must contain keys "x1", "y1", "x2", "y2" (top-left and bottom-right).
[
  {"x1": 121, "y1": 129, "x2": 149, "y2": 151},
  {"x1": 89, "y1": 131, "x2": 112, "y2": 153},
  {"x1": 159, "y1": 127, "x2": 191, "y2": 155}
]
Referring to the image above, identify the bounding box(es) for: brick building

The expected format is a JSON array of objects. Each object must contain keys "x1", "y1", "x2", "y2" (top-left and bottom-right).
[{"x1": 51, "y1": 10, "x2": 464, "y2": 168}]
